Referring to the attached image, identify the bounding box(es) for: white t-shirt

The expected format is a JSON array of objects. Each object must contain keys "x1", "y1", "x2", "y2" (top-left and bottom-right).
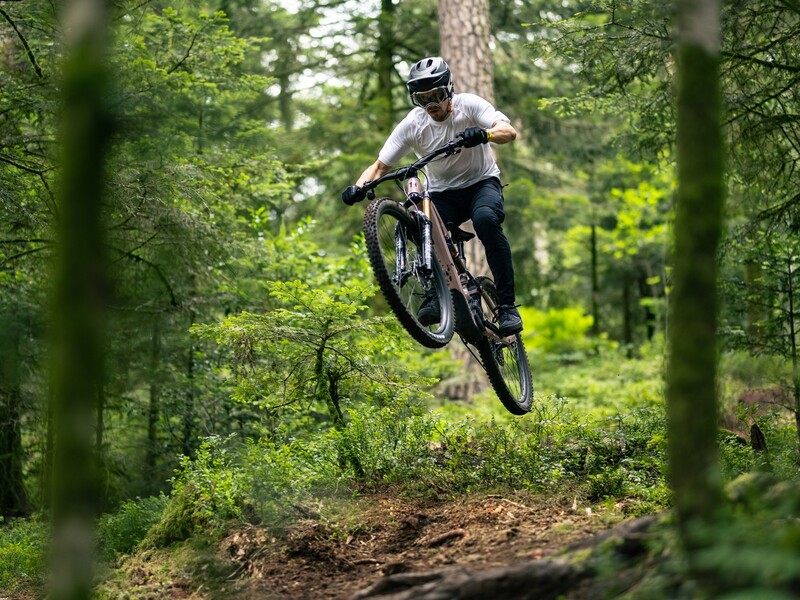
[{"x1": 377, "y1": 93, "x2": 510, "y2": 192}]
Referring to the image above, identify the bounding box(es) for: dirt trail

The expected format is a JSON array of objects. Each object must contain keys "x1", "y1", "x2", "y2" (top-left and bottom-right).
[{"x1": 219, "y1": 491, "x2": 621, "y2": 600}]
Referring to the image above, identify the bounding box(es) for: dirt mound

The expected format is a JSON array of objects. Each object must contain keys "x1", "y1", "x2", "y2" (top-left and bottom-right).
[{"x1": 220, "y1": 491, "x2": 618, "y2": 599}]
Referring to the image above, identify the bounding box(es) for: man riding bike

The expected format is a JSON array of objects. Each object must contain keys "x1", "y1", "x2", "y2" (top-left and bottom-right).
[{"x1": 342, "y1": 56, "x2": 523, "y2": 336}]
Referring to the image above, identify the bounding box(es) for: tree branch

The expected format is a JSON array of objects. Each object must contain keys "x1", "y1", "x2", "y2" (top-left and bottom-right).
[
  {"x1": 108, "y1": 245, "x2": 178, "y2": 306},
  {"x1": 0, "y1": 8, "x2": 43, "y2": 78}
]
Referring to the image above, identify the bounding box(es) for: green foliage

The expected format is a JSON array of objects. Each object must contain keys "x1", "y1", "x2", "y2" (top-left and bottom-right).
[
  {"x1": 520, "y1": 305, "x2": 595, "y2": 360},
  {"x1": 535, "y1": 348, "x2": 665, "y2": 417},
  {"x1": 0, "y1": 517, "x2": 48, "y2": 594},
  {"x1": 144, "y1": 436, "x2": 245, "y2": 547},
  {"x1": 192, "y1": 231, "x2": 432, "y2": 428},
  {"x1": 652, "y1": 476, "x2": 800, "y2": 598},
  {"x1": 98, "y1": 495, "x2": 169, "y2": 559}
]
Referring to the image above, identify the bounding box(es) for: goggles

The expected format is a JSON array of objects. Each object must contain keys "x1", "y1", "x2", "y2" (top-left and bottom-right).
[{"x1": 411, "y1": 86, "x2": 450, "y2": 107}]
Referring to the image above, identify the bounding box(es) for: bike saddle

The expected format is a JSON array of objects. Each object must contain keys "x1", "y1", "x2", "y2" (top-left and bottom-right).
[{"x1": 448, "y1": 225, "x2": 476, "y2": 242}]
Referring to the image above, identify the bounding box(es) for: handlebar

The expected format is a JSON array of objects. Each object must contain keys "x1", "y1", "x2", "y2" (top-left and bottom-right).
[{"x1": 360, "y1": 138, "x2": 467, "y2": 194}]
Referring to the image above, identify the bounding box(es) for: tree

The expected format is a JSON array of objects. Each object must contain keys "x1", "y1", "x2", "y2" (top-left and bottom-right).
[
  {"x1": 438, "y1": 0, "x2": 494, "y2": 400},
  {"x1": 440, "y1": 0, "x2": 493, "y2": 103},
  {"x1": 192, "y1": 230, "x2": 432, "y2": 474},
  {"x1": 723, "y1": 225, "x2": 800, "y2": 446},
  {"x1": 0, "y1": 310, "x2": 28, "y2": 517},
  {"x1": 666, "y1": 0, "x2": 724, "y2": 560},
  {"x1": 49, "y1": 0, "x2": 113, "y2": 597}
]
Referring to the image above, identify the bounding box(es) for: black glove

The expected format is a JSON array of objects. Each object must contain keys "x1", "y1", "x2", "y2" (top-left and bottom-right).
[
  {"x1": 457, "y1": 126, "x2": 489, "y2": 148},
  {"x1": 342, "y1": 185, "x2": 366, "y2": 206}
]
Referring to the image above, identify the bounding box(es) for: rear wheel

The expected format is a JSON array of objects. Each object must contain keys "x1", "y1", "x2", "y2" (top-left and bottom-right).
[
  {"x1": 474, "y1": 277, "x2": 532, "y2": 415},
  {"x1": 363, "y1": 198, "x2": 454, "y2": 348}
]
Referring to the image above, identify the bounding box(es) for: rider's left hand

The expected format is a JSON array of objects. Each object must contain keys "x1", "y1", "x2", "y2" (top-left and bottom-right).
[{"x1": 457, "y1": 126, "x2": 489, "y2": 148}]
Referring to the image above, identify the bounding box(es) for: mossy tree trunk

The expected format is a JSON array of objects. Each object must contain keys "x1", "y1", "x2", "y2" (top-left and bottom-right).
[
  {"x1": 49, "y1": 0, "x2": 113, "y2": 597},
  {"x1": 667, "y1": 0, "x2": 724, "y2": 557}
]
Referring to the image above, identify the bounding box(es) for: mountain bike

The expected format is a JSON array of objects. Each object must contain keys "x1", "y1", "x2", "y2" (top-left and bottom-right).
[{"x1": 349, "y1": 138, "x2": 532, "y2": 415}]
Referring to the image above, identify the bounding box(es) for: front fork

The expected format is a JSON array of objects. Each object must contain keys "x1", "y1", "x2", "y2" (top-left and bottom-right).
[{"x1": 401, "y1": 190, "x2": 434, "y2": 275}]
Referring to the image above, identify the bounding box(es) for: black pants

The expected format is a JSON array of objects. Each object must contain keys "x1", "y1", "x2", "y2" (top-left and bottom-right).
[{"x1": 431, "y1": 177, "x2": 516, "y2": 306}]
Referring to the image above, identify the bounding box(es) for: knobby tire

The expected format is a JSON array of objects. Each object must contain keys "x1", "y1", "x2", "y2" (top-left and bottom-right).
[
  {"x1": 363, "y1": 198, "x2": 455, "y2": 348},
  {"x1": 474, "y1": 277, "x2": 533, "y2": 415}
]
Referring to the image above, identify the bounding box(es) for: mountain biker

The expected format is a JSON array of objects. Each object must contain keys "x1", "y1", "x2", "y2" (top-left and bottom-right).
[{"x1": 342, "y1": 56, "x2": 522, "y2": 336}]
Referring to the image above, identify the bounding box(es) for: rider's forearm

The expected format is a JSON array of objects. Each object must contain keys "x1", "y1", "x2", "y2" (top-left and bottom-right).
[
  {"x1": 487, "y1": 121, "x2": 517, "y2": 145},
  {"x1": 356, "y1": 160, "x2": 391, "y2": 187}
]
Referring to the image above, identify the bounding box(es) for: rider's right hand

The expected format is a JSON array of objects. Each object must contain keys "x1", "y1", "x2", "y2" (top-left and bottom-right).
[{"x1": 342, "y1": 185, "x2": 366, "y2": 205}]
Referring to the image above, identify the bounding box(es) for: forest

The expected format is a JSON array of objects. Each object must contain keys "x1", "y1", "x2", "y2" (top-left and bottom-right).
[{"x1": 2, "y1": 0, "x2": 800, "y2": 598}]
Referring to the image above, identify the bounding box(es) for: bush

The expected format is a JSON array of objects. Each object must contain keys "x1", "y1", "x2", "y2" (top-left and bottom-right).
[
  {"x1": 520, "y1": 305, "x2": 595, "y2": 361},
  {"x1": 98, "y1": 495, "x2": 168, "y2": 559},
  {"x1": 144, "y1": 435, "x2": 245, "y2": 547},
  {"x1": 0, "y1": 517, "x2": 48, "y2": 593}
]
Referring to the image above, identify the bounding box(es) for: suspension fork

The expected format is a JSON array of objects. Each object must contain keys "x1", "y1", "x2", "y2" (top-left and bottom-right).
[
  {"x1": 394, "y1": 221, "x2": 407, "y2": 277},
  {"x1": 420, "y1": 194, "x2": 433, "y2": 271},
  {"x1": 404, "y1": 170, "x2": 434, "y2": 272}
]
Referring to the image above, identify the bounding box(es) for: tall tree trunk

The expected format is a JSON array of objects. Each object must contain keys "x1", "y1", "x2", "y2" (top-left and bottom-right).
[
  {"x1": 590, "y1": 223, "x2": 600, "y2": 337},
  {"x1": 183, "y1": 308, "x2": 197, "y2": 456},
  {"x1": 623, "y1": 272, "x2": 633, "y2": 357},
  {"x1": 439, "y1": 0, "x2": 493, "y2": 400},
  {"x1": 146, "y1": 318, "x2": 162, "y2": 488},
  {"x1": 637, "y1": 268, "x2": 657, "y2": 340},
  {"x1": 0, "y1": 313, "x2": 28, "y2": 517},
  {"x1": 50, "y1": 0, "x2": 112, "y2": 597},
  {"x1": 376, "y1": 0, "x2": 396, "y2": 133},
  {"x1": 439, "y1": 0, "x2": 493, "y2": 103},
  {"x1": 667, "y1": 0, "x2": 724, "y2": 563},
  {"x1": 787, "y1": 257, "x2": 800, "y2": 448}
]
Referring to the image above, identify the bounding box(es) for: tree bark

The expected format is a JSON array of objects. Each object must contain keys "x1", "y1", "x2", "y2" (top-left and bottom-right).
[
  {"x1": 590, "y1": 223, "x2": 600, "y2": 337},
  {"x1": 667, "y1": 0, "x2": 724, "y2": 554},
  {"x1": 146, "y1": 318, "x2": 162, "y2": 488},
  {"x1": 49, "y1": 0, "x2": 112, "y2": 597},
  {"x1": 439, "y1": 0, "x2": 493, "y2": 103},
  {"x1": 622, "y1": 272, "x2": 633, "y2": 358},
  {"x1": 0, "y1": 314, "x2": 29, "y2": 517},
  {"x1": 438, "y1": 0, "x2": 494, "y2": 400},
  {"x1": 376, "y1": 0, "x2": 396, "y2": 133},
  {"x1": 183, "y1": 309, "x2": 197, "y2": 456}
]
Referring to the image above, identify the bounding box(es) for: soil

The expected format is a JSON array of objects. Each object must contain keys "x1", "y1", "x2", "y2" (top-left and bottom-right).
[{"x1": 70, "y1": 489, "x2": 641, "y2": 600}]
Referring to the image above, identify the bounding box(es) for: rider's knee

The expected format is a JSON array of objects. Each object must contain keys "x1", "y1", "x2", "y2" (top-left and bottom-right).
[{"x1": 472, "y1": 205, "x2": 502, "y2": 234}]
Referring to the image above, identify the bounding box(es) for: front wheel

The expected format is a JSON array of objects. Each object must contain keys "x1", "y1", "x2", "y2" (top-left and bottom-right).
[
  {"x1": 363, "y1": 198, "x2": 455, "y2": 348},
  {"x1": 474, "y1": 277, "x2": 533, "y2": 415}
]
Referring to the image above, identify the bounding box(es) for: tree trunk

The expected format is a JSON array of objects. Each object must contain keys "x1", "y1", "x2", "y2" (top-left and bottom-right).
[
  {"x1": 667, "y1": 0, "x2": 724, "y2": 562},
  {"x1": 622, "y1": 272, "x2": 633, "y2": 358},
  {"x1": 50, "y1": 0, "x2": 112, "y2": 597},
  {"x1": 183, "y1": 309, "x2": 197, "y2": 456},
  {"x1": 376, "y1": 0, "x2": 396, "y2": 133},
  {"x1": 314, "y1": 344, "x2": 363, "y2": 476},
  {"x1": 439, "y1": 0, "x2": 494, "y2": 103},
  {"x1": 438, "y1": 0, "x2": 493, "y2": 400},
  {"x1": 637, "y1": 268, "x2": 657, "y2": 340},
  {"x1": 0, "y1": 314, "x2": 28, "y2": 517},
  {"x1": 787, "y1": 256, "x2": 800, "y2": 448},
  {"x1": 590, "y1": 223, "x2": 600, "y2": 337},
  {"x1": 146, "y1": 318, "x2": 162, "y2": 488}
]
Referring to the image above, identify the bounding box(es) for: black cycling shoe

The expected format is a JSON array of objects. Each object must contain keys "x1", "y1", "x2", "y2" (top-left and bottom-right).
[
  {"x1": 417, "y1": 294, "x2": 441, "y2": 325},
  {"x1": 497, "y1": 305, "x2": 523, "y2": 336}
]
